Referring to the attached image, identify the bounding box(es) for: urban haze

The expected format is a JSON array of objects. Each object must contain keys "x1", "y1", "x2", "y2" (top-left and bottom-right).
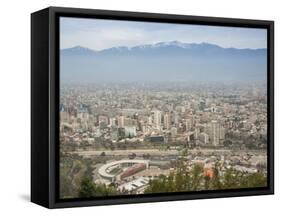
[{"x1": 59, "y1": 18, "x2": 268, "y2": 199}]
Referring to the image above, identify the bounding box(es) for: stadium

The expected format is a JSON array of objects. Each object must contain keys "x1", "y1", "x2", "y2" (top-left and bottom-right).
[{"x1": 98, "y1": 159, "x2": 150, "y2": 182}]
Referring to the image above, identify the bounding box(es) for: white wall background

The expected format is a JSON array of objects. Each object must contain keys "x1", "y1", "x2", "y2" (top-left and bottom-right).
[{"x1": 0, "y1": 0, "x2": 279, "y2": 215}]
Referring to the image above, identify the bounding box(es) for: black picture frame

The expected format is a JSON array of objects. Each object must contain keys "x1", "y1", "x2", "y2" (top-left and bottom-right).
[{"x1": 31, "y1": 6, "x2": 274, "y2": 209}]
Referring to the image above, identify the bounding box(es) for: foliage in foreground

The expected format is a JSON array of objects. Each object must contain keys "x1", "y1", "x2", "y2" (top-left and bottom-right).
[
  {"x1": 60, "y1": 153, "x2": 93, "y2": 198},
  {"x1": 61, "y1": 151, "x2": 267, "y2": 198},
  {"x1": 144, "y1": 162, "x2": 267, "y2": 194},
  {"x1": 78, "y1": 177, "x2": 119, "y2": 198}
]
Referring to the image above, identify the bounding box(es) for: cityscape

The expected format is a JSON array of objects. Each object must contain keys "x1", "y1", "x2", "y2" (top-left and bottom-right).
[
  {"x1": 59, "y1": 17, "x2": 268, "y2": 199},
  {"x1": 59, "y1": 81, "x2": 267, "y2": 198}
]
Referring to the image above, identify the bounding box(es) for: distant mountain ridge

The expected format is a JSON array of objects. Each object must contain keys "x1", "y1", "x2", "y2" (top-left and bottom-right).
[
  {"x1": 61, "y1": 41, "x2": 266, "y2": 56},
  {"x1": 60, "y1": 41, "x2": 267, "y2": 83}
]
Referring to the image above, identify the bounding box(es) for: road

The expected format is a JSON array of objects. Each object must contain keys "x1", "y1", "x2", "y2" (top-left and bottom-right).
[{"x1": 69, "y1": 148, "x2": 266, "y2": 157}]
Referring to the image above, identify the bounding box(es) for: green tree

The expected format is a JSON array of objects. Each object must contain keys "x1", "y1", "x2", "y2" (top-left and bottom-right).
[
  {"x1": 210, "y1": 165, "x2": 222, "y2": 190},
  {"x1": 204, "y1": 176, "x2": 211, "y2": 190},
  {"x1": 191, "y1": 164, "x2": 203, "y2": 190},
  {"x1": 78, "y1": 177, "x2": 119, "y2": 198},
  {"x1": 78, "y1": 177, "x2": 95, "y2": 197},
  {"x1": 239, "y1": 172, "x2": 267, "y2": 188},
  {"x1": 144, "y1": 158, "x2": 267, "y2": 194},
  {"x1": 222, "y1": 168, "x2": 243, "y2": 189}
]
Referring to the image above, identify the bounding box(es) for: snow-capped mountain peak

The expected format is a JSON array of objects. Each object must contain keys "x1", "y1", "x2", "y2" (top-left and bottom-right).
[{"x1": 153, "y1": 40, "x2": 187, "y2": 48}]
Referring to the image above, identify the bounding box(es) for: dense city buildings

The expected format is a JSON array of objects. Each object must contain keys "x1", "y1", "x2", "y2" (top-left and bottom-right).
[
  {"x1": 59, "y1": 82, "x2": 267, "y2": 197},
  {"x1": 59, "y1": 17, "x2": 268, "y2": 199}
]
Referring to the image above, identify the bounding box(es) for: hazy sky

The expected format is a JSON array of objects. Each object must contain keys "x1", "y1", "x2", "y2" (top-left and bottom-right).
[{"x1": 60, "y1": 17, "x2": 267, "y2": 50}]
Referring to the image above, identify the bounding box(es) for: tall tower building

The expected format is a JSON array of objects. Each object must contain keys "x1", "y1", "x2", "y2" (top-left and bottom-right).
[
  {"x1": 207, "y1": 120, "x2": 225, "y2": 146},
  {"x1": 163, "y1": 113, "x2": 170, "y2": 130},
  {"x1": 148, "y1": 116, "x2": 153, "y2": 126},
  {"x1": 185, "y1": 119, "x2": 192, "y2": 131},
  {"x1": 171, "y1": 126, "x2": 177, "y2": 138},
  {"x1": 117, "y1": 115, "x2": 124, "y2": 128},
  {"x1": 153, "y1": 110, "x2": 162, "y2": 130}
]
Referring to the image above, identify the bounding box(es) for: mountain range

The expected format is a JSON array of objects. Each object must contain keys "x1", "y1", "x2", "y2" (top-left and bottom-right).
[{"x1": 60, "y1": 41, "x2": 267, "y2": 83}]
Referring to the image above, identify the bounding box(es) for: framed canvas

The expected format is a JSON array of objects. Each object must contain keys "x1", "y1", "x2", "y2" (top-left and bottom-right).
[{"x1": 31, "y1": 6, "x2": 274, "y2": 208}]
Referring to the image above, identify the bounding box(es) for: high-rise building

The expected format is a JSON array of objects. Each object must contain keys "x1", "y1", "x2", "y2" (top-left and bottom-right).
[
  {"x1": 163, "y1": 113, "x2": 170, "y2": 129},
  {"x1": 117, "y1": 115, "x2": 125, "y2": 128},
  {"x1": 198, "y1": 132, "x2": 209, "y2": 145},
  {"x1": 124, "y1": 126, "x2": 137, "y2": 138},
  {"x1": 207, "y1": 120, "x2": 225, "y2": 146},
  {"x1": 60, "y1": 109, "x2": 70, "y2": 122},
  {"x1": 148, "y1": 116, "x2": 153, "y2": 126},
  {"x1": 153, "y1": 110, "x2": 162, "y2": 130},
  {"x1": 185, "y1": 119, "x2": 192, "y2": 131},
  {"x1": 171, "y1": 126, "x2": 177, "y2": 138}
]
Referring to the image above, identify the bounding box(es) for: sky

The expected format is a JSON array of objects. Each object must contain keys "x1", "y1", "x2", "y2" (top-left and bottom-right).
[{"x1": 60, "y1": 17, "x2": 267, "y2": 51}]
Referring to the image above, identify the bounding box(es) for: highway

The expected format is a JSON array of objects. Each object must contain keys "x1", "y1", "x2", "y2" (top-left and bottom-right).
[{"x1": 69, "y1": 148, "x2": 266, "y2": 157}]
